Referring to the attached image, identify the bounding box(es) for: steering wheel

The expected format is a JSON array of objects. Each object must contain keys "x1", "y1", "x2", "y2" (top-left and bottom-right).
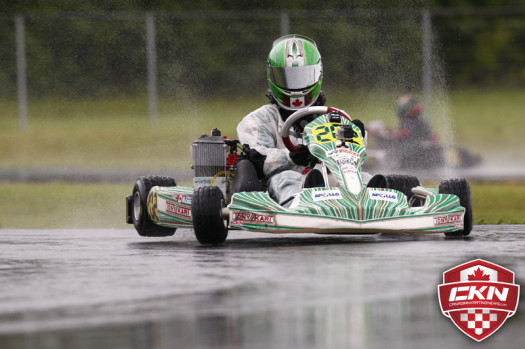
[{"x1": 281, "y1": 106, "x2": 352, "y2": 152}]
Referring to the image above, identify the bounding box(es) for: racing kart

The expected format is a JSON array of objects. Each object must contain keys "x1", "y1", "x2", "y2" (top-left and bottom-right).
[
  {"x1": 126, "y1": 106, "x2": 473, "y2": 245},
  {"x1": 365, "y1": 120, "x2": 482, "y2": 172}
]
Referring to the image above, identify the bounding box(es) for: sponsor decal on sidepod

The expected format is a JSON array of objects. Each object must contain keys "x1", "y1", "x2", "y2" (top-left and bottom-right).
[
  {"x1": 312, "y1": 189, "x2": 342, "y2": 201},
  {"x1": 368, "y1": 189, "x2": 398, "y2": 203},
  {"x1": 165, "y1": 201, "x2": 192, "y2": 218},
  {"x1": 171, "y1": 194, "x2": 192, "y2": 205},
  {"x1": 231, "y1": 212, "x2": 275, "y2": 226},
  {"x1": 433, "y1": 213, "x2": 463, "y2": 227}
]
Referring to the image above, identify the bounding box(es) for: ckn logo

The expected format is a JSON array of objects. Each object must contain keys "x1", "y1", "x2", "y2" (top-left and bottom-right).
[{"x1": 438, "y1": 259, "x2": 520, "y2": 342}]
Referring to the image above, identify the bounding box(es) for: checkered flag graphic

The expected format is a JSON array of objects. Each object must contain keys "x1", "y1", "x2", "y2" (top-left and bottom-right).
[{"x1": 460, "y1": 309, "x2": 498, "y2": 335}]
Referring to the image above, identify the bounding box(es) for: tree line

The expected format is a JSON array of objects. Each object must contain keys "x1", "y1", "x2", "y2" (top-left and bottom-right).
[{"x1": 1, "y1": 1, "x2": 524, "y2": 99}]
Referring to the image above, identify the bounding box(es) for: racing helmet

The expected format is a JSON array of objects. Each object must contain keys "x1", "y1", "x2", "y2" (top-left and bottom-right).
[
  {"x1": 267, "y1": 34, "x2": 323, "y2": 111},
  {"x1": 397, "y1": 94, "x2": 422, "y2": 119}
]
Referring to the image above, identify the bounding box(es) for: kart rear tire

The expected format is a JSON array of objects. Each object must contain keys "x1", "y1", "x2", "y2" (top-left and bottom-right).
[
  {"x1": 192, "y1": 186, "x2": 229, "y2": 245},
  {"x1": 384, "y1": 174, "x2": 421, "y2": 202},
  {"x1": 132, "y1": 175, "x2": 177, "y2": 237},
  {"x1": 439, "y1": 178, "x2": 473, "y2": 237}
]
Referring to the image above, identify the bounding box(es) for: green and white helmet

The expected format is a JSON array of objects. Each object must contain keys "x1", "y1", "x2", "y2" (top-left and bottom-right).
[{"x1": 267, "y1": 34, "x2": 323, "y2": 110}]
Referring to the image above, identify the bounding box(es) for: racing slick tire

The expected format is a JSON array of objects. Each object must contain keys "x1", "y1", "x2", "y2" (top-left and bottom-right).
[
  {"x1": 439, "y1": 178, "x2": 473, "y2": 237},
  {"x1": 385, "y1": 174, "x2": 421, "y2": 202},
  {"x1": 369, "y1": 174, "x2": 421, "y2": 203},
  {"x1": 192, "y1": 186, "x2": 229, "y2": 245},
  {"x1": 132, "y1": 176, "x2": 177, "y2": 237}
]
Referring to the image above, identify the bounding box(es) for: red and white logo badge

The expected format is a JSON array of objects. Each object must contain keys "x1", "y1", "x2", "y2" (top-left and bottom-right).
[{"x1": 438, "y1": 259, "x2": 520, "y2": 342}]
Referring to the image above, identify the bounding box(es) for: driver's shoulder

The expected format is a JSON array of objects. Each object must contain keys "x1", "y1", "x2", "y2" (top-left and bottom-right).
[{"x1": 245, "y1": 104, "x2": 281, "y2": 124}]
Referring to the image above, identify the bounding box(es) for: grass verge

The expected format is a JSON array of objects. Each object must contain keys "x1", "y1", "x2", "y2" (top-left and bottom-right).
[
  {"x1": 2, "y1": 88, "x2": 525, "y2": 170},
  {"x1": 0, "y1": 182, "x2": 131, "y2": 229},
  {"x1": 0, "y1": 181, "x2": 523, "y2": 229}
]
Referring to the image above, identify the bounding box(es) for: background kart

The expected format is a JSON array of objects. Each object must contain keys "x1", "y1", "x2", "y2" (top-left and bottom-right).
[
  {"x1": 126, "y1": 106, "x2": 473, "y2": 245},
  {"x1": 365, "y1": 120, "x2": 482, "y2": 172}
]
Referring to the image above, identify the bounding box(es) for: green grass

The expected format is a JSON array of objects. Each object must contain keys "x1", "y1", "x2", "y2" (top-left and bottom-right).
[
  {"x1": 471, "y1": 183, "x2": 525, "y2": 225},
  {"x1": 0, "y1": 181, "x2": 522, "y2": 229},
  {"x1": 1, "y1": 88, "x2": 525, "y2": 227},
  {"x1": 0, "y1": 182, "x2": 131, "y2": 229},
  {"x1": 447, "y1": 89, "x2": 525, "y2": 159},
  {"x1": 0, "y1": 96, "x2": 258, "y2": 169},
  {"x1": 2, "y1": 88, "x2": 524, "y2": 170}
]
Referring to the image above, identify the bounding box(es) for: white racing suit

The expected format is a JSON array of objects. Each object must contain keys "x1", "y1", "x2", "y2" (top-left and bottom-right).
[{"x1": 237, "y1": 104, "x2": 305, "y2": 205}]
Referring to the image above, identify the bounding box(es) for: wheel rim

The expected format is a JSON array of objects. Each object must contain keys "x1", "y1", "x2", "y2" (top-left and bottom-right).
[
  {"x1": 221, "y1": 199, "x2": 229, "y2": 229},
  {"x1": 133, "y1": 191, "x2": 142, "y2": 221}
]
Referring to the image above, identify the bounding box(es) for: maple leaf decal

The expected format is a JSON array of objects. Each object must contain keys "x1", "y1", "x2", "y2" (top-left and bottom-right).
[
  {"x1": 468, "y1": 267, "x2": 491, "y2": 281},
  {"x1": 292, "y1": 99, "x2": 303, "y2": 107}
]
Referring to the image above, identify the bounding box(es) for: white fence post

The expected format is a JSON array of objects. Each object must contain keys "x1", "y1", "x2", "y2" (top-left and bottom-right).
[
  {"x1": 146, "y1": 12, "x2": 158, "y2": 129},
  {"x1": 422, "y1": 8, "x2": 433, "y2": 118},
  {"x1": 15, "y1": 15, "x2": 28, "y2": 131},
  {"x1": 280, "y1": 11, "x2": 290, "y2": 36}
]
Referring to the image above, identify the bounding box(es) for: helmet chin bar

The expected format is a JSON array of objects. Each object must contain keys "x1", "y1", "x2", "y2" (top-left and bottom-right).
[
  {"x1": 281, "y1": 106, "x2": 352, "y2": 152},
  {"x1": 273, "y1": 89, "x2": 316, "y2": 111}
]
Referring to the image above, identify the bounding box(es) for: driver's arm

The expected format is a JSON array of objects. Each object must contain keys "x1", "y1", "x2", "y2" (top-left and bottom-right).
[{"x1": 237, "y1": 107, "x2": 297, "y2": 178}]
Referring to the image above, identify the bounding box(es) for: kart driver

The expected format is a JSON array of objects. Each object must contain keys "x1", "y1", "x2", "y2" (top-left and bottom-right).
[
  {"x1": 393, "y1": 95, "x2": 436, "y2": 145},
  {"x1": 236, "y1": 34, "x2": 327, "y2": 206},
  {"x1": 390, "y1": 94, "x2": 443, "y2": 168}
]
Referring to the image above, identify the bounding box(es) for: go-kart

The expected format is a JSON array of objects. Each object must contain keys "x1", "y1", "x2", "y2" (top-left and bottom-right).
[
  {"x1": 126, "y1": 106, "x2": 473, "y2": 245},
  {"x1": 365, "y1": 120, "x2": 482, "y2": 171}
]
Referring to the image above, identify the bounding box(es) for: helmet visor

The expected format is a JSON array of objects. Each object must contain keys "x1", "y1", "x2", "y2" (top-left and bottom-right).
[{"x1": 269, "y1": 63, "x2": 322, "y2": 90}]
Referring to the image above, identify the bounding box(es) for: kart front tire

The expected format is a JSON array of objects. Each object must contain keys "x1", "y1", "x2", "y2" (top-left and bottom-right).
[
  {"x1": 192, "y1": 186, "x2": 228, "y2": 245},
  {"x1": 439, "y1": 178, "x2": 473, "y2": 237},
  {"x1": 384, "y1": 174, "x2": 421, "y2": 202},
  {"x1": 132, "y1": 176, "x2": 177, "y2": 237}
]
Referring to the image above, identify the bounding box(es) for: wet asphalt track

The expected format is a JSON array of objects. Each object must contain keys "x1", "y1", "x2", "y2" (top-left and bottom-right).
[{"x1": 0, "y1": 226, "x2": 524, "y2": 349}]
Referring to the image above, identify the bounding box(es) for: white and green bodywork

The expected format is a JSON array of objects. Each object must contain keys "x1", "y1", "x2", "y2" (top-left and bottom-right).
[{"x1": 146, "y1": 108, "x2": 465, "y2": 235}]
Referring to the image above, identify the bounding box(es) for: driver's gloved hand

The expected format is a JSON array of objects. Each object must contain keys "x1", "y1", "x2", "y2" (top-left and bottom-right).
[
  {"x1": 352, "y1": 119, "x2": 366, "y2": 138},
  {"x1": 289, "y1": 145, "x2": 317, "y2": 168}
]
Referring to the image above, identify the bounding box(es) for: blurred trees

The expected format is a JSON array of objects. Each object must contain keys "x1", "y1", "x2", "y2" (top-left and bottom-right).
[
  {"x1": 1, "y1": 1, "x2": 525, "y2": 99},
  {"x1": 434, "y1": 7, "x2": 525, "y2": 87}
]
